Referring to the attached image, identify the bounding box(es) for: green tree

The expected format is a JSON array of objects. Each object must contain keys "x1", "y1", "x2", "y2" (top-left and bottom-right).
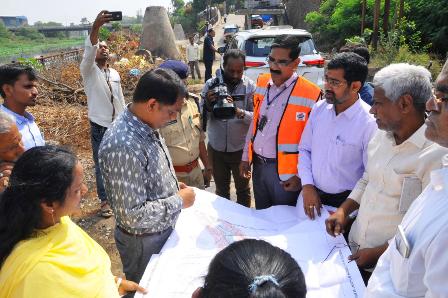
[
  {"x1": 15, "y1": 27, "x2": 45, "y2": 40},
  {"x1": 407, "y1": 0, "x2": 448, "y2": 56},
  {"x1": 0, "y1": 21, "x2": 13, "y2": 39},
  {"x1": 306, "y1": 0, "x2": 447, "y2": 55},
  {"x1": 34, "y1": 21, "x2": 63, "y2": 27}
]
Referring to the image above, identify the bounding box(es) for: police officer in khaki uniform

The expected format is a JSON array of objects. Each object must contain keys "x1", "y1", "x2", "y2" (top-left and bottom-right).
[{"x1": 158, "y1": 60, "x2": 211, "y2": 188}]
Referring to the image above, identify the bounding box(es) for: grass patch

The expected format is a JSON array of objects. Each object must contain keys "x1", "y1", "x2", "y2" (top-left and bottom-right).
[{"x1": 0, "y1": 37, "x2": 84, "y2": 60}]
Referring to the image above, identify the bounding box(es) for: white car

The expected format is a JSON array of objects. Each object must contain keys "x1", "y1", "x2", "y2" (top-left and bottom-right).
[
  {"x1": 223, "y1": 24, "x2": 239, "y2": 38},
  {"x1": 221, "y1": 26, "x2": 325, "y2": 88}
]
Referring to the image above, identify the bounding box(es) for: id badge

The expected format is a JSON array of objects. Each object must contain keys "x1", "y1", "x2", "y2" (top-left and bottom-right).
[
  {"x1": 395, "y1": 225, "x2": 411, "y2": 258},
  {"x1": 258, "y1": 115, "x2": 268, "y2": 132}
]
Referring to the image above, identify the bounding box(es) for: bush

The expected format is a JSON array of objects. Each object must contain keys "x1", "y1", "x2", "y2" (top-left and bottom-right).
[
  {"x1": 99, "y1": 27, "x2": 111, "y2": 41},
  {"x1": 371, "y1": 46, "x2": 442, "y2": 79},
  {"x1": 17, "y1": 57, "x2": 44, "y2": 72},
  {"x1": 130, "y1": 24, "x2": 142, "y2": 34},
  {"x1": 14, "y1": 27, "x2": 44, "y2": 40}
]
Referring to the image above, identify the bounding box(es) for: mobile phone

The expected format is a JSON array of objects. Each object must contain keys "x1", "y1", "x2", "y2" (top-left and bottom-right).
[
  {"x1": 395, "y1": 225, "x2": 411, "y2": 258},
  {"x1": 109, "y1": 11, "x2": 122, "y2": 21}
]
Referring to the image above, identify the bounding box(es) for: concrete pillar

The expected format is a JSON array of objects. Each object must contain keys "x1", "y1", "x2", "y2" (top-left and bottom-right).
[
  {"x1": 140, "y1": 6, "x2": 180, "y2": 59},
  {"x1": 173, "y1": 24, "x2": 186, "y2": 40}
]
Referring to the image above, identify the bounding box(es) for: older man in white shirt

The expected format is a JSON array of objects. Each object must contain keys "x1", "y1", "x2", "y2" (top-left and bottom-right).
[
  {"x1": 365, "y1": 59, "x2": 448, "y2": 297},
  {"x1": 298, "y1": 52, "x2": 377, "y2": 219},
  {"x1": 326, "y1": 63, "x2": 448, "y2": 283},
  {"x1": 80, "y1": 11, "x2": 125, "y2": 217},
  {"x1": 187, "y1": 36, "x2": 201, "y2": 80}
]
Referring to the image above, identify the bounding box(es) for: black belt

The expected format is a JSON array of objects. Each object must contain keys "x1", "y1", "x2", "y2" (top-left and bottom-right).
[
  {"x1": 116, "y1": 225, "x2": 172, "y2": 237},
  {"x1": 316, "y1": 188, "x2": 352, "y2": 208},
  {"x1": 254, "y1": 153, "x2": 277, "y2": 164}
]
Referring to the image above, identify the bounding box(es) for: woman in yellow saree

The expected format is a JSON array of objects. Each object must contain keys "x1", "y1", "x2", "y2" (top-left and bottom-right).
[{"x1": 0, "y1": 146, "x2": 147, "y2": 298}]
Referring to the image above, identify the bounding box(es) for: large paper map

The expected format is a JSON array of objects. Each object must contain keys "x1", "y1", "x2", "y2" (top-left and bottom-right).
[{"x1": 136, "y1": 189, "x2": 365, "y2": 298}]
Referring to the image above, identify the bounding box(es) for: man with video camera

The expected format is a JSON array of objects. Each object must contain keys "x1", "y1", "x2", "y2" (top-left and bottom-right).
[{"x1": 200, "y1": 49, "x2": 255, "y2": 207}]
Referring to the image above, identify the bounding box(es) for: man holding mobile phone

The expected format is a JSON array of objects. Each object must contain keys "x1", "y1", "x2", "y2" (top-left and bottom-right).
[{"x1": 80, "y1": 10, "x2": 125, "y2": 218}]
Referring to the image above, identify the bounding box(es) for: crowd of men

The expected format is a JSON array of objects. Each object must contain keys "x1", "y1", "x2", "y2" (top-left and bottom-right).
[{"x1": 1, "y1": 10, "x2": 448, "y2": 298}]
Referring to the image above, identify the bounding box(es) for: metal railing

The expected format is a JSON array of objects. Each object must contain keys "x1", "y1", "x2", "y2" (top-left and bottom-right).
[{"x1": 36, "y1": 49, "x2": 84, "y2": 68}]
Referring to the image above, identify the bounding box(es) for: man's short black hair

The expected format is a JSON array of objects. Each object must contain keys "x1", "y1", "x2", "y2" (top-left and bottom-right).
[
  {"x1": 0, "y1": 64, "x2": 37, "y2": 98},
  {"x1": 339, "y1": 45, "x2": 370, "y2": 64},
  {"x1": 271, "y1": 35, "x2": 302, "y2": 60},
  {"x1": 352, "y1": 46, "x2": 370, "y2": 64},
  {"x1": 133, "y1": 68, "x2": 187, "y2": 105},
  {"x1": 208, "y1": 28, "x2": 214, "y2": 33},
  {"x1": 223, "y1": 49, "x2": 246, "y2": 67},
  {"x1": 327, "y1": 52, "x2": 368, "y2": 85}
]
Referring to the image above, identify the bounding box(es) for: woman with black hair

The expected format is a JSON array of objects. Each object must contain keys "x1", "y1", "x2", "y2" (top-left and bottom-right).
[
  {"x1": 0, "y1": 145, "x2": 146, "y2": 298},
  {"x1": 193, "y1": 239, "x2": 307, "y2": 298}
]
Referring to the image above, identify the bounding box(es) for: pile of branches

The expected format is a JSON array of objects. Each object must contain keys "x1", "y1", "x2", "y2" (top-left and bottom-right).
[{"x1": 36, "y1": 32, "x2": 155, "y2": 105}]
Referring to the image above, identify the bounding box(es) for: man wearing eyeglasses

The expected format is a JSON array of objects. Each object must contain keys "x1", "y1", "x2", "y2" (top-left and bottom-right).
[
  {"x1": 326, "y1": 63, "x2": 447, "y2": 283},
  {"x1": 365, "y1": 59, "x2": 448, "y2": 297},
  {"x1": 298, "y1": 52, "x2": 377, "y2": 219},
  {"x1": 240, "y1": 35, "x2": 321, "y2": 209},
  {"x1": 80, "y1": 11, "x2": 126, "y2": 218}
]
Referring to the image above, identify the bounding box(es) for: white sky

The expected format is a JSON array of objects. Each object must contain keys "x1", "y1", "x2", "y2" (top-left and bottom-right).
[{"x1": 1, "y1": 0, "x2": 173, "y2": 25}]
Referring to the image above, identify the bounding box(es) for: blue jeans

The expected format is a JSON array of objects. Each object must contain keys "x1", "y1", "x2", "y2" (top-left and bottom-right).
[{"x1": 90, "y1": 121, "x2": 107, "y2": 202}]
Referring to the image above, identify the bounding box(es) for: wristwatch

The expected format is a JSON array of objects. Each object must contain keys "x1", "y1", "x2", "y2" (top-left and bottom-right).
[{"x1": 236, "y1": 108, "x2": 245, "y2": 119}]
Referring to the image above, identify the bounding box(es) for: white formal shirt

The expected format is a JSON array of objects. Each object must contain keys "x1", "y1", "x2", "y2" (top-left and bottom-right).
[
  {"x1": 0, "y1": 104, "x2": 44, "y2": 150},
  {"x1": 80, "y1": 36, "x2": 125, "y2": 128},
  {"x1": 349, "y1": 125, "x2": 448, "y2": 250},
  {"x1": 298, "y1": 97, "x2": 377, "y2": 194},
  {"x1": 366, "y1": 157, "x2": 448, "y2": 298},
  {"x1": 186, "y1": 43, "x2": 200, "y2": 62}
]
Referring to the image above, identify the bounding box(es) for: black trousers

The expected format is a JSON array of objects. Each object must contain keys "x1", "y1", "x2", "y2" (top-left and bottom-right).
[
  {"x1": 316, "y1": 188, "x2": 352, "y2": 208},
  {"x1": 204, "y1": 59, "x2": 213, "y2": 82}
]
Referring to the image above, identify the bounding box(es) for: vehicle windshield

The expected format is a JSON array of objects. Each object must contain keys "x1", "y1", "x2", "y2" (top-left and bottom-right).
[
  {"x1": 224, "y1": 28, "x2": 238, "y2": 34},
  {"x1": 244, "y1": 36, "x2": 317, "y2": 57}
]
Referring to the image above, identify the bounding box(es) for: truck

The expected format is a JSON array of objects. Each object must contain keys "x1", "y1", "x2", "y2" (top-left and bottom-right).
[{"x1": 237, "y1": 0, "x2": 287, "y2": 30}]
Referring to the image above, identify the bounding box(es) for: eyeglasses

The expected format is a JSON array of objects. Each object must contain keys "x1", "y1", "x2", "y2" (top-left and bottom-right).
[
  {"x1": 324, "y1": 76, "x2": 347, "y2": 88},
  {"x1": 266, "y1": 56, "x2": 293, "y2": 67},
  {"x1": 433, "y1": 95, "x2": 448, "y2": 104},
  {"x1": 322, "y1": 241, "x2": 359, "y2": 263}
]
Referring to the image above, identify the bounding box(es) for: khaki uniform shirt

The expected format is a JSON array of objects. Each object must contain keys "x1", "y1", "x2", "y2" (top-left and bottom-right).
[
  {"x1": 348, "y1": 124, "x2": 448, "y2": 250},
  {"x1": 159, "y1": 98, "x2": 205, "y2": 166}
]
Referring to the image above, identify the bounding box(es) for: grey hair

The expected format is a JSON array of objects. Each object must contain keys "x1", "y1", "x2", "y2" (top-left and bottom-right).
[
  {"x1": 0, "y1": 110, "x2": 15, "y2": 134},
  {"x1": 373, "y1": 63, "x2": 432, "y2": 104}
]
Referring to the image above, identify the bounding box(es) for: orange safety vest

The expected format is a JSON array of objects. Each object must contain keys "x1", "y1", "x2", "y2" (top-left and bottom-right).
[{"x1": 248, "y1": 73, "x2": 321, "y2": 181}]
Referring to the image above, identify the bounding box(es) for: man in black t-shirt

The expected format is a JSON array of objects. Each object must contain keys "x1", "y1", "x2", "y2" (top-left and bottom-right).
[{"x1": 203, "y1": 28, "x2": 217, "y2": 82}]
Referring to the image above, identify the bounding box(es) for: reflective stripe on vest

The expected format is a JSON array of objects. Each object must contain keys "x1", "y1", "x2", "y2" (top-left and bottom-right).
[{"x1": 248, "y1": 73, "x2": 321, "y2": 181}]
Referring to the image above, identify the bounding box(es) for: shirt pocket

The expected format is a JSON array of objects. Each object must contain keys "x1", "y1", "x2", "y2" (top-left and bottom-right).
[
  {"x1": 191, "y1": 113, "x2": 201, "y2": 137},
  {"x1": 393, "y1": 170, "x2": 422, "y2": 214},
  {"x1": 161, "y1": 124, "x2": 184, "y2": 146},
  {"x1": 333, "y1": 138, "x2": 361, "y2": 167},
  {"x1": 389, "y1": 237, "x2": 411, "y2": 296}
]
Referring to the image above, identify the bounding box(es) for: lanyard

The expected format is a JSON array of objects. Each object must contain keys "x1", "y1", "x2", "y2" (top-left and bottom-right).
[
  {"x1": 265, "y1": 78, "x2": 298, "y2": 107},
  {"x1": 104, "y1": 68, "x2": 116, "y2": 122}
]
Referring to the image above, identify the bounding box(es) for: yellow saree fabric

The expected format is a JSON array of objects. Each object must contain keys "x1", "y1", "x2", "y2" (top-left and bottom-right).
[{"x1": 0, "y1": 216, "x2": 119, "y2": 298}]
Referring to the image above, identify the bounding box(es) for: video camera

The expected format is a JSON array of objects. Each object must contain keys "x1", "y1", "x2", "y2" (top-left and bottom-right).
[{"x1": 211, "y1": 83, "x2": 236, "y2": 119}]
